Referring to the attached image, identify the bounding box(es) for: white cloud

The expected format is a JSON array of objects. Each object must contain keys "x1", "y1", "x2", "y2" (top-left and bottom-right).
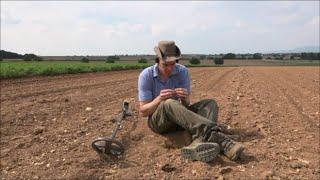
[{"x1": 1, "y1": 1, "x2": 319, "y2": 55}]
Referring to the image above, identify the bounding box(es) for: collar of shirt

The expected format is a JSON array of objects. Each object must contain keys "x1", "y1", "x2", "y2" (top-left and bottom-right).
[{"x1": 152, "y1": 63, "x2": 178, "y2": 78}]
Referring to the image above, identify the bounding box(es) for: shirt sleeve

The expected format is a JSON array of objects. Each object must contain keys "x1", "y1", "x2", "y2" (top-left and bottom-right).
[
  {"x1": 138, "y1": 70, "x2": 153, "y2": 101},
  {"x1": 179, "y1": 68, "x2": 191, "y2": 93}
]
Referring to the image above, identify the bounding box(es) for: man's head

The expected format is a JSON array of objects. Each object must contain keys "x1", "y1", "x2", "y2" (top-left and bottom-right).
[{"x1": 154, "y1": 40, "x2": 181, "y2": 76}]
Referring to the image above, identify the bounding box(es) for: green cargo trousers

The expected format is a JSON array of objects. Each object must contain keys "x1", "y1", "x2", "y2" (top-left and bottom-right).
[{"x1": 148, "y1": 98, "x2": 219, "y2": 140}]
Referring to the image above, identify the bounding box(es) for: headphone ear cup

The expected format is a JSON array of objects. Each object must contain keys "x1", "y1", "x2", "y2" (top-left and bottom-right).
[{"x1": 175, "y1": 46, "x2": 181, "y2": 56}]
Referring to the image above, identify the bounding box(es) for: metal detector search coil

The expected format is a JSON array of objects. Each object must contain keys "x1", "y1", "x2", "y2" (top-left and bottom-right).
[{"x1": 91, "y1": 100, "x2": 131, "y2": 160}]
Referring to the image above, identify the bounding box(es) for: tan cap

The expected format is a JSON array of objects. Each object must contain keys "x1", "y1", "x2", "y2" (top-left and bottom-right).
[{"x1": 154, "y1": 40, "x2": 181, "y2": 62}]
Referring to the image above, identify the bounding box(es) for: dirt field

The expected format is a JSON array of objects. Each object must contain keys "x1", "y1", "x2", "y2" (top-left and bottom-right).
[{"x1": 1, "y1": 67, "x2": 319, "y2": 179}]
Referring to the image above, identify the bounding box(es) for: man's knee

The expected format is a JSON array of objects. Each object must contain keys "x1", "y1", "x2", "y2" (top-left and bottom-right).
[
  {"x1": 203, "y1": 99, "x2": 218, "y2": 108},
  {"x1": 163, "y1": 98, "x2": 179, "y2": 107}
]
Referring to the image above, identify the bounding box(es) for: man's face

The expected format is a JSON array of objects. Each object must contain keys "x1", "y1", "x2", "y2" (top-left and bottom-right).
[{"x1": 158, "y1": 59, "x2": 176, "y2": 76}]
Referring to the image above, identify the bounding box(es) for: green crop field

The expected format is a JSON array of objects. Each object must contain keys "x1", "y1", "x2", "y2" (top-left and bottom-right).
[
  {"x1": 0, "y1": 61, "x2": 151, "y2": 78},
  {"x1": 1, "y1": 59, "x2": 319, "y2": 78}
]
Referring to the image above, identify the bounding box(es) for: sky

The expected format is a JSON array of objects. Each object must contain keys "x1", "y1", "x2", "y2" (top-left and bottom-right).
[{"x1": 1, "y1": 1, "x2": 319, "y2": 56}]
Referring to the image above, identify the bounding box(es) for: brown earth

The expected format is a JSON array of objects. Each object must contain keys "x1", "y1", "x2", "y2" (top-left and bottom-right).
[{"x1": 1, "y1": 67, "x2": 319, "y2": 179}]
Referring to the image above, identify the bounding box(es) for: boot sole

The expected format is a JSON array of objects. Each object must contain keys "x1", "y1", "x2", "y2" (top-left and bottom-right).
[
  {"x1": 228, "y1": 145, "x2": 244, "y2": 161},
  {"x1": 181, "y1": 143, "x2": 220, "y2": 162}
]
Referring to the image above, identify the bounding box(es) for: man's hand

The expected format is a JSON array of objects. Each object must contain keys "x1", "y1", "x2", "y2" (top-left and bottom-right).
[
  {"x1": 159, "y1": 89, "x2": 176, "y2": 100},
  {"x1": 174, "y1": 88, "x2": 188, "y2": 100}
]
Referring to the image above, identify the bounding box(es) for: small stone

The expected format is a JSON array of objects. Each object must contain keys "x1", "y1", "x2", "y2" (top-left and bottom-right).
[
  {"x1": 50, "y1": 149, "x2": 55, "y2": 153},
  {"x1": 161, "y1": 163, "x2": 176, "y2": 172},
  {"x1": 231, "y1": 122, "x2": 238, "y2": 126},
  {"x1": 219, "y1": 166, "x2": 232, "y2": 174},
  {"x1": 217, "y1": 175, "x2": 224, "y2": 180},
  {"x1": 290, "y1": 161, "x2": 308, "y2": 169},
  {"x1": 191, "y1": 170, "x2": 197, "y2": 175},
  {"x1": 15, "y1": 142, "x2": 25, "y2": 149},
  {"x1": 85, "y1": 107, "x2": 93, "y2": 112},
  {"x1": 46, "y1": 163, "x2": 50, "y2": 168},
  {"x1": 262, "y1": 170, "x2": 275, "y2": 179},
  {"x1": 33, "y1": 126, "x2": 45, "y2": 135}
]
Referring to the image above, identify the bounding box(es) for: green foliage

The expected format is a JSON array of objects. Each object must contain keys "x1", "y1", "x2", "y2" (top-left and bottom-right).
[
  {"x1": 301, "y1": 52, "x2": 320, "y2": 60},
  {"x1": 189, "y1": 57, "x2": 200, "y2": 65},
  {"x1": 0, "y1": 50, "x2": 23, "y2": 59},
  {"x1": 107, "y1": 56, "x2": 120, "y2": 61},
  {"x1": 81, "y1": 57, "x2": 89, "y2": 63},
  {"x1": 214, "y1": 58, "x2": 224, "y2": 65},
  {"x1": 223, "y1": 53, "x2": 236, "y2": 59},
  {"x1": 253, "y1": 53, "x2": 262, "y2": 59},
  {"x1": 22, "y1": 54, "x2": 43, "y2": 61},
  {"x1": 138, "y1": 58, "x2": 148, "y2": 63},
  {"x1": 34, "y1": 56, "x2": 43, "y2": 61},
  {"x1": 199, "y1": 55, "x2": 206, "y2": 60},
  {"x1": 23, "y1": 54, "x2": 38, "y2": 61},
  {"x1": 106, "y1": 59, "x2": 115, "y2": 63},
  {"x1": 0, "y1": 61, "x2": 149, "y2": 78}
]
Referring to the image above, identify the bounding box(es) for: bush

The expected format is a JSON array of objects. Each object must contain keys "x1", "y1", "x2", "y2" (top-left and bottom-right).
[
  {"x1": 34, "y1": 56, "x2": 43, "y2": 61},
  {"x1": 23, "y1": 54, "x2": 38, "y2": 61},
  {"x1": 200, "y1": 55, "x2": 206, "y2": 60},
  {"x1": 214, "y1": 58, "x2": 224, "y2": 65},
  {"x1": 107, "y1": 56, "x2": 120, "y2": 61},
  {"x1": 106, "y1": 59, "x2": 115, "y2": 63},
  {"x1": 223, "y1": 53, "x2": 236, "y2": 59},
  {"x1": 189, "y1": 57, "x2": 200, "y2": 65},
  {"x1": 81, "y1": 57, "x2": 89, "y2": 63},
  {"x1": 253, "y1": 53, "x2": 262, "y2": 59},
  {"x1": 138, "y1": 58, "x2": 148, "y2": 63}
]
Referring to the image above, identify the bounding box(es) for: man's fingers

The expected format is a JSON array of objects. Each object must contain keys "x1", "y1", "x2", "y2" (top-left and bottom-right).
[{"x1": 161, "y1": 89, "x2": 175, "y2": 94}]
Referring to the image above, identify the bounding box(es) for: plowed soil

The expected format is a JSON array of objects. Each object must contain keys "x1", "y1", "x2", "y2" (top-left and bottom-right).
[{"x1": 1, "y1": 67, "x2": 319, "y2": 179}]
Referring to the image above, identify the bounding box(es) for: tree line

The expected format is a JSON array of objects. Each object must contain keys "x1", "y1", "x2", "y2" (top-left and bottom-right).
[{"x1": 0, "y1": 50, "x2": 42, "y2": 61}]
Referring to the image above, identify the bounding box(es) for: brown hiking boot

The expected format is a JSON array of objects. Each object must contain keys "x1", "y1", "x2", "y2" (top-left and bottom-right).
[
  {"x1": 207, "y1": 131, "x2": 244, "y2": 161},
  {"x1": 181, "y1": 138, "x2": 220, "y2": 162}
]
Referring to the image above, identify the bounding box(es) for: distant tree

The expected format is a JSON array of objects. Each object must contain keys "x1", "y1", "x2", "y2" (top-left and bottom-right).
[
  {"x1": 107, "y1": 56, "x2": 120, "y2": 61},
  {"x1": 138, "y1": 58, "x2": 148, "y2": 63},
  {"x1": 189, "y1": 57, "x2": 200, "y2": 65},
  {"x1": 223, "y1": 53, "x2": 236, "y2": 59},
  {"x1": 34, "y1": 56, "x2": 43, "y2": 61},
  {"x1": 200, "y1": 55, "x2": 206, "y2": 60},
  {"x1": 0, "y1": 50, "x2": 24, "y2": 59},
  {"x1": 23, "y1": 54, "x2": 38, "y2": 61},
  {"x1": 81, "y1": 57, "x2": 89, "y2": 63},
  {"x1": 214, "y1": 58, "x2": 224, "y2": 65},
  {"x1": 106, "y1": 59, "x2": 115, "y2": 63},
  {"x1": 253, "y1": 53, "x2": 262, "y2": 59},
  {"x1": 301, "y1": 52, "x2": 320, "y2": 60}
]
